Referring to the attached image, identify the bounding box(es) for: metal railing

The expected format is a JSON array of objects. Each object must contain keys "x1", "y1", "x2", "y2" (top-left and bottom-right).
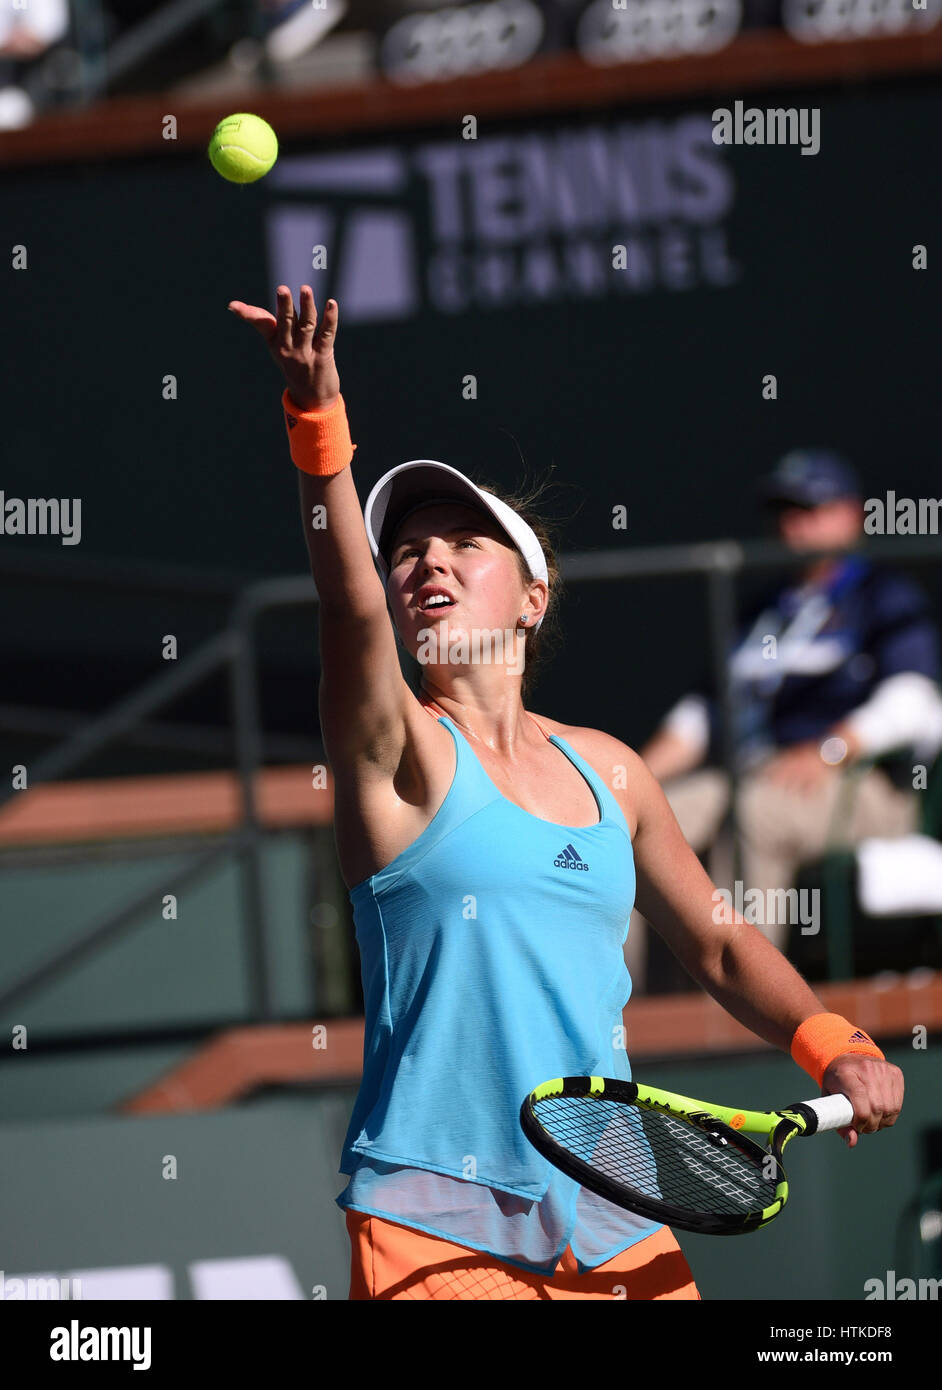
[{"x1": 1, "y1": 533, "x2": 941, "y2": 1049}]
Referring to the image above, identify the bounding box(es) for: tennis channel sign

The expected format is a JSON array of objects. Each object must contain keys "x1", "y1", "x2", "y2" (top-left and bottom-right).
[{"x1": 264, "y1": 112, "x2": 739, "y2": 324}]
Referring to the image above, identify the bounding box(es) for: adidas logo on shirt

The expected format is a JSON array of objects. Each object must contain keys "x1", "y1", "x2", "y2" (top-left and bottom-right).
[{"x1": 554, "y1": 844, "x2": 589, "y2": 871}]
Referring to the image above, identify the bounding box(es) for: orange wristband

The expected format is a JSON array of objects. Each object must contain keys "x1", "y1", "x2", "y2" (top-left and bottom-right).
[
  {"x1": 282, "y1": 389, "x2": 356, "y2": 476},
  {"x1": 790, "y1": 1012, "x2": 885, "y2": 1088}
]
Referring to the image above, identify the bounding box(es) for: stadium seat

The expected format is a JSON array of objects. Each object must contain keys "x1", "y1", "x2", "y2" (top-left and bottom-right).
[{"x1": 794, "y1": 749, "x2": 942, "y2": 981}]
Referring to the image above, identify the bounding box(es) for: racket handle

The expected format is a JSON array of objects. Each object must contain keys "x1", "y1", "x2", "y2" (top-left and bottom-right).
[{"x1": 798, "y1": 1093, "x2": 855, "y2": 1133}]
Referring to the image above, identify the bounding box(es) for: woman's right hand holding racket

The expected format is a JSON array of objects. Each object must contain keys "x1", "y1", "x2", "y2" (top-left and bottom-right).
[{"x1": 228, "y1": 285, "x2": 340, "y2": 413}]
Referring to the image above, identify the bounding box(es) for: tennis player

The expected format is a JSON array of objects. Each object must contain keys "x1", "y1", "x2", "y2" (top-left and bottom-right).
[{"x1": 229, "y1": 285, "x2": 904, "y2": 1301}]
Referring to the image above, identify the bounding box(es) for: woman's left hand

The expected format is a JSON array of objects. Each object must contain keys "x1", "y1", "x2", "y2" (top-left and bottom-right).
[{"x1": 821, "y1": 1054, "x2": 904, "y2": 1148}]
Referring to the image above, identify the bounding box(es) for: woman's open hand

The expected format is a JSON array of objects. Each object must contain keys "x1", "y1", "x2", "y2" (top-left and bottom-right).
[{"x1": 228, "y1": 285, "x2": 340, "y2": 412}]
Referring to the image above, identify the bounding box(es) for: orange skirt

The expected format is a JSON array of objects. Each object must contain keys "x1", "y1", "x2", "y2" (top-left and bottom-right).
[{"x1": 345, "y1": 1209, "x2": 701, "y2": 1300}]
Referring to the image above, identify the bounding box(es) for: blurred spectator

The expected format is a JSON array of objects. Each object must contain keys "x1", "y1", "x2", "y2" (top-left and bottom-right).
[
  {"x1": 0, "y1": 0, "x2": 69, "y2": 128},
  {"x1": 0, "y1": 0, "x2": 68, "y2": 58},
  {"x1": 630, "y1": 449, "x2": 942, "y2": 987}
]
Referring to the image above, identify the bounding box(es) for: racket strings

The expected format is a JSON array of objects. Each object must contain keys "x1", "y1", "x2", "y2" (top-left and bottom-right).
[{"x1": 534, "y1": 1096, "x2": 778, "y2": 1215}]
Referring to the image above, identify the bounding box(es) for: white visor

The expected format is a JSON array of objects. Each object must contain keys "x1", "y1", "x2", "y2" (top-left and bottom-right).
[{"x1": 363, "y1": 460, "x2": 548, "y2": 631}]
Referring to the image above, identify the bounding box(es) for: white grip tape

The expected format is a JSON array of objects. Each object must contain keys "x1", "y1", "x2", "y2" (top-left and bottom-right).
[{"x1": 804, "y1": 1093, "x2": 855, "y2": 1132}]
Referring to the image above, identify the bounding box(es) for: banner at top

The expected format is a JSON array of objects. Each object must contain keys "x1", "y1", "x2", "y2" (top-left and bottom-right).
[{"x1": 265, "y1": 113, "x2": 740, "y2": 323}]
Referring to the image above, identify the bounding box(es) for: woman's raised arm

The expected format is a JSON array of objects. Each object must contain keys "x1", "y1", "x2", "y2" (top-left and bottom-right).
[{"x1": 228, "y1": 285, "x2": 412, "y2": 774}]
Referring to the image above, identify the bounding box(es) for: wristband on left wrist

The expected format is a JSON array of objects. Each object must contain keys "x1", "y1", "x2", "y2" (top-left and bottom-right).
[{"x1": 791, "y1": 1012, "x2": 885, "y2": 1087}]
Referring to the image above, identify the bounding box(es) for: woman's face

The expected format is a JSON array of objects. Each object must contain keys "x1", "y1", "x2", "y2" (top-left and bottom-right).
[{"x1": 385, "y1": 501, "x2": 537, "y2": 665}]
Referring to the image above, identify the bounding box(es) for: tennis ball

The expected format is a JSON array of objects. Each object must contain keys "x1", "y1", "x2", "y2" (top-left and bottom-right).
[{"x1": 208, "y1": 113, "x2": 278, "y2": 184}]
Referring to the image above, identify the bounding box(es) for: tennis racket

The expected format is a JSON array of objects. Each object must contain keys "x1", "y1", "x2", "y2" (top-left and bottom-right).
[{"x1": 520, "y1": 1076, "x2": 855, "y2": 1235}]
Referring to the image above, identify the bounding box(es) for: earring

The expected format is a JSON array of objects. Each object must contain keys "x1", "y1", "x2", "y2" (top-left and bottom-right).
[{"x1": 519, "y1": 616, "x2": 528, "y2": 625}]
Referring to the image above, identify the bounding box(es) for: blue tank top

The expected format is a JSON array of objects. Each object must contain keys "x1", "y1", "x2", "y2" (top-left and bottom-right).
[{"x1": 335, "y1": 708, "x2": 662, "y2": 1275}]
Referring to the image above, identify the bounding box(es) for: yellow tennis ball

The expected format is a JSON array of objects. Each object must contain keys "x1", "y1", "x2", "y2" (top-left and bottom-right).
[{"x1": 208, "y1": 113, "x2": 278, "y2": 184}]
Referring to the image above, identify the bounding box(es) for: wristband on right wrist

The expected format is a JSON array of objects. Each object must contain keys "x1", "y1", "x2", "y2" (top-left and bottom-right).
[
  {"x1": 790, "y1": 1012, "x2": 885, "y2": 1088},
  {"x1": 283, "y1": 388, "x2": 356, "y2": 476}
]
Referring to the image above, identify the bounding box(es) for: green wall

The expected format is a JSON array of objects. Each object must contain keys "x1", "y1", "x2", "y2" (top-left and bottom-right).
[
  {"x1": 0, "y1": 827, "x2": 354, "y2": 1122},
  {"x1": 0, "y1": 1041, "x2": 937, "y2": 1300}
]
